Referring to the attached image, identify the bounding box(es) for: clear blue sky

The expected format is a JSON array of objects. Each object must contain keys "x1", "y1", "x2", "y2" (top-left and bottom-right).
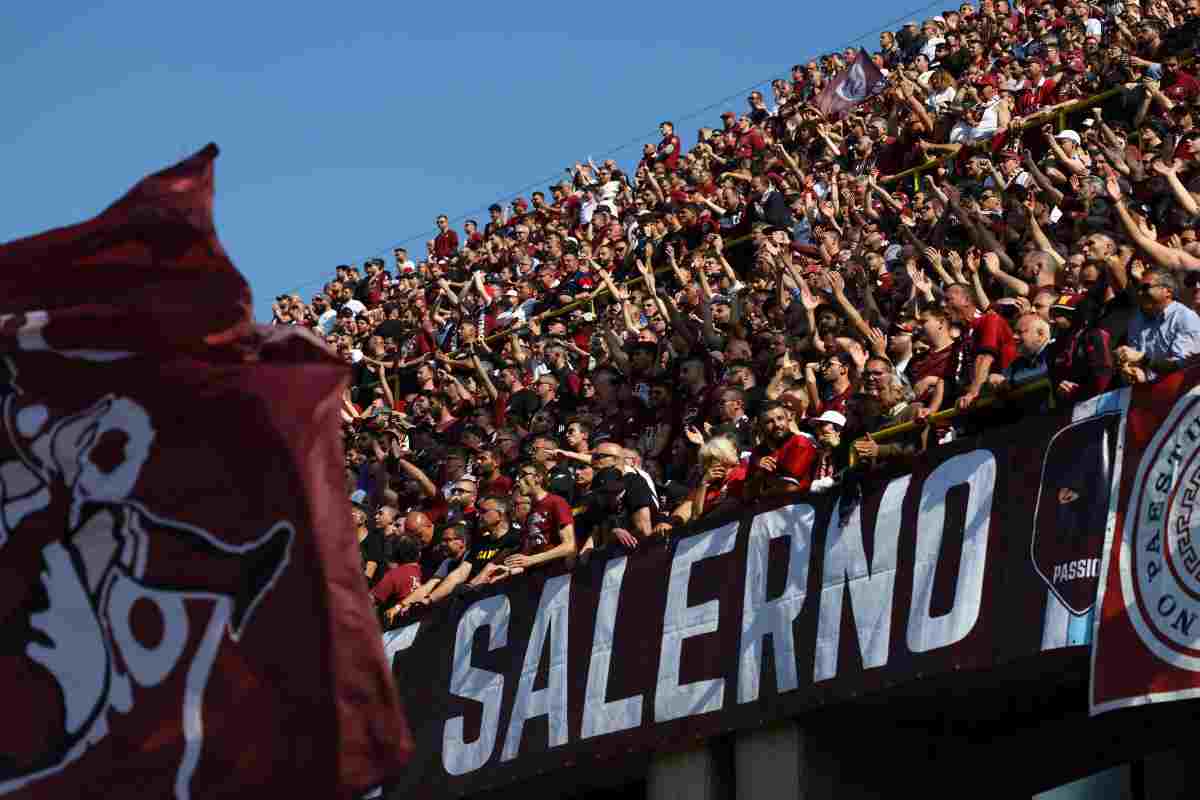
[{"x1": 3, "y1": 0, "x2": 941, "y2": 321}]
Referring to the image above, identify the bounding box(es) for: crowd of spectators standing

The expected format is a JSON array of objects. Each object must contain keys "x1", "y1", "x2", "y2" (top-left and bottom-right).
[{"x1": 269, "y1": 0, "x2": 1200, "y2": 626}]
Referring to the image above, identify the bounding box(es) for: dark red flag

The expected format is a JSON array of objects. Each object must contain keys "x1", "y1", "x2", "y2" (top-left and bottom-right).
[
  {"x1": 813, "y1": 49, "x2": 886, "y2": 119},
  {"x1": 0, "y1": 145, "x2": 410, "y2": 798}
]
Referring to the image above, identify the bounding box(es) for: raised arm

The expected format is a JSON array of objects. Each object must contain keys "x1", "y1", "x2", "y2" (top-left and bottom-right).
[
  {"x1": 1021, "y1": 150, "x2": 1065, "y2": 206},
  {"x1": 1152, "y1": 160, "x2": 1200, "y2": 217},
  {"x1": 1021, "y1": 196, "x2": 1066, "y2": 268},
  {"x1": 395, "y1": 456, "x2": 438, "y2": 500},
  {"x1": 471, "y1": 353, "x2": 499, "y2": 403},
  {"x1": 981, "y1": 250, "x2": 1030, "y2": 297},
  {"x1": 828, "y1": 270, "x2": 873, "y2": 342},
  {"x1": 1106, "y1": 171, "x2": 1200, "y2": 272}
]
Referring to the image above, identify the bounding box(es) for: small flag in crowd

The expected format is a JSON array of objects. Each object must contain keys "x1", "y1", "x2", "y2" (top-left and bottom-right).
[{"x1": 814, "y1": 49, "x2": 886, "y2": 119}]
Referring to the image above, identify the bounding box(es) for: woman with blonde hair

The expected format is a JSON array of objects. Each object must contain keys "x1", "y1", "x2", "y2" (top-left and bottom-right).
[{"x1": 690, "y1": 435, "x2": 747, "y2": 519}]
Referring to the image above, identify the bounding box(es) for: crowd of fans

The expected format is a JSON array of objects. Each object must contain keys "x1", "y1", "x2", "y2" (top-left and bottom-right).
[{"x1": 269, "y1": 0, "x2": 1200, "y2": 626}]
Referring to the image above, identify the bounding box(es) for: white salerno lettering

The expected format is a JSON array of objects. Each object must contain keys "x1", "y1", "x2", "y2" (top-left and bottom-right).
[
  {"x1": 655, "y1": 522, "x2": 738, "y2": 722},
  {"x1": 501, "y1": 574, "x2": 571, "y2": 761},
  {"x1": 814, "y1": 476, "x2": 910, "y2": 682},
  {"x1": 907, "y1": 450, "x2": 996, "y2": 653},
  {"x1": 582, "y1": 556, "x2": 644, "y2": 739},
  {"x1": 442, "y1": 595, "x2": 510, "y2": 777},
  {"x1": 382, "y1": 622, "x2": 422, "y2": 664},
  {"x1": 737, "y1": 505, "x2": 815, "y2": 704}
]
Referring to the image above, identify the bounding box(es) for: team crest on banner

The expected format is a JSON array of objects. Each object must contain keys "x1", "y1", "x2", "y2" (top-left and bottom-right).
[
  {"x1": 0, "y1": 353, "x2": 292, "y2": 799},
  {"x1": 1093, "y1": 370, "x2": 1200, "y2": 713},
  {"x1": 1030, "y1": 414, "x2": 1120, "y2": 616}
]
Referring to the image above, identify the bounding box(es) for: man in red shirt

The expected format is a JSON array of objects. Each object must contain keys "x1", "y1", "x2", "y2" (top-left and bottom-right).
[
  {"x1": 430, "y1": 214, "x2": 459, "y2": 261},
  {"x1": 946, "y1": 283, "x2": 1018, "y2": 409},
  {"x1": 748, "y1": 401, "x2": 819, "y2": 497},
  {"x1": 505, "y1": 463, "x2": 576, "y2": 572},
  {"x1": 734, "y1": 116, "x2": 767, "y2": 162},
  {"x1": 1018, "y1": 59, "x2": 1058, "y2": 116},
  {"x1": 474, "y1": 449, "x2": 512, "y2": 497},
  {"x1": 1162, "y1": 57, "x2": 1200, "y2": 106},
  {"x1": 373, "y1": 536, "x2": 424, "y2": 627},
  {"x1": 656, "y1": 121, "x2": 682, "y2": 172}
]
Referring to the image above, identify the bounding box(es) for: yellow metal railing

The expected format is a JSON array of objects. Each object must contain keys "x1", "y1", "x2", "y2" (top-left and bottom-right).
[
  {"x1": 848, "y1": 377, "x2": 1052, "y2": 466},
  {"x1": 882, "y1": 86, "x2": 1127, "y2": 192}
]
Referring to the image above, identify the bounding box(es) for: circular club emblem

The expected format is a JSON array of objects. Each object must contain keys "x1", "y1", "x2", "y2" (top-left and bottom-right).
[{"x1": 1122, "y1": 389, "x2": 1200, "y2": 670}]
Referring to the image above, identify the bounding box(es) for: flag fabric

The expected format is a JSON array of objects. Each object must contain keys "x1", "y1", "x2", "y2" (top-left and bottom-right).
[
  {"x1": 0, "y1": 145, "x2": 410, "y2": 798},
  {"x1": 1091, "y1": 366, "x2": 1200, "y2": 714},
  {"x1": 813, "y1": 49, "x2": 886, "y2": 119}
]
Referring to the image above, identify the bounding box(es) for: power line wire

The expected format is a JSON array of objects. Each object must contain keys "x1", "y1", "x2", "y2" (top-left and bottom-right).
[{"x1": 280, "y1": 0, "x2": 946, "y2": 296}]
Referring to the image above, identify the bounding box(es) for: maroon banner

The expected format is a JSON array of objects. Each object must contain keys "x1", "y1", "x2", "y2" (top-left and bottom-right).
[
  {"x1": 387, "y1": 402, "x2": 1122, "y2": 799},
  {"x1": 0, "y1": 146, "x2": 409, "y2": 798},
  {"x1": 813, "y1": 49, "x2": 886, "y2": 119},
  {"x1": 1092, "y1": 368, "x2": 1200, "y2": 713}
]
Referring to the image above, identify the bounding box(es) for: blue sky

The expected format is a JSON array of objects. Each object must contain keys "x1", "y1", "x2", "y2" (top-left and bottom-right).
[{"x1": 3, "y1": 1, "x2": 940, "y2": 320}]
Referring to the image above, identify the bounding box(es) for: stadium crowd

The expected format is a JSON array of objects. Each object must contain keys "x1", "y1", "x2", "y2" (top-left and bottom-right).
[{"x1": 269, "y1": 0, "x2": 1200, "y2": 626}]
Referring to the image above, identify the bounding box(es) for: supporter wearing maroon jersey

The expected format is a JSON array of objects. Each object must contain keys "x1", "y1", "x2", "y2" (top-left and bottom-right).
[
  {"x1": 908, "y1": 307, "x2": 967, "y2": 412},
  {"x1": 373, "y1": 536, "x2": 423, "y2": 626},
  {"x1": 748, "y1": 401, "x2": 819, "y2": 496},
  {"x1": 946, "y1": 282, "x2": 1017, "y2": 410},
  {"x1": 656, "y1": 121, "x2": 682, "y2": 172},
  {"x1": 506, "y1": 463, "x2": 576, "y2": 572},
  {"x1": 430, "y1": 214, "x2": 459, "y2": 260}
]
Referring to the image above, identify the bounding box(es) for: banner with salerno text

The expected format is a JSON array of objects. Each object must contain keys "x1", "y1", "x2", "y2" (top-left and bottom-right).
[{"x1": 388, "y1": 397, "x2": 1127, "y2": 799}]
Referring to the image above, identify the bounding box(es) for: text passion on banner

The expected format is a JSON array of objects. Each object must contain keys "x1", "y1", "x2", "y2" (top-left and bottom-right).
[{"x1": 0, "y1": 145, "x2": 410, "y2": 800}]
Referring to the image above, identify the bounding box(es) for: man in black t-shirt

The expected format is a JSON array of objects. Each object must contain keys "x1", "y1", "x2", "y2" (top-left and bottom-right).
[
  {"x1": 578, "y1": 442, "x2": 658, "y2": 558},
  {"x1": 420, "y1": 496, "x2": 523, "y2": 610}
]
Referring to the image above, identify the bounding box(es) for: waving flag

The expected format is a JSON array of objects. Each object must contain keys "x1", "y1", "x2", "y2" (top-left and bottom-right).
[
  {"x1": 0, "y1": 145, "x2": 410, "y2": 798},
  {"x1": 814, "y1": 49, "x2": 886, "y2": 119}
]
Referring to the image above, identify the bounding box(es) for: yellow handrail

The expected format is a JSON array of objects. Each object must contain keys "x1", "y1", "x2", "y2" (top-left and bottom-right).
[
  {"x1": 847, "y1": 377, "x2": 1052, "y2": 467},
  {"x1": 882, "y1": 86, "x2": 1129, "y2": 192}
]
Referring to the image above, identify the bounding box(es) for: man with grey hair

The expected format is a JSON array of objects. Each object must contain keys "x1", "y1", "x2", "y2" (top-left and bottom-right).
[
  {"x1": 992, "y1": 313, "x2": 1052, "y2": 390},
  {"x1": 1116, "y1": 268, "x2": 1200, "y2": 384}
]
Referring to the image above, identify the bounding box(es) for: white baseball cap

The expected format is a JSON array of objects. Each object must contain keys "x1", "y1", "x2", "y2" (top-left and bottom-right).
[
  {"x1": 1055, "y1": 129, "x2": 1082, "y2": 145},
  {"x1": 814, "y1": 410, "x2": 847, "y2": 428}
]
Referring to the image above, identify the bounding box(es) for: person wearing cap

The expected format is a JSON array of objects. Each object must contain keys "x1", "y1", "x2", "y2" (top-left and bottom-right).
[
  {"x1": 1045, "y1": 292, "x2": 1115, "y2": 403},
  {"x1": 1043, "y1": 127, "x2": 1090, "y2": 177},
  {"x1": 310, "y1": 292, "x2": 337, "y2": 336},
  {"x1": 808, "y1": 410, "x2": 846, "y2": 494}
]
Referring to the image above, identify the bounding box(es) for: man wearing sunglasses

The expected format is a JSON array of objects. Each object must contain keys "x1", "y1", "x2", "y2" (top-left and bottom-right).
[{"x1": 1115, "y1": 268, "x2": 1200, "y2": 384}]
